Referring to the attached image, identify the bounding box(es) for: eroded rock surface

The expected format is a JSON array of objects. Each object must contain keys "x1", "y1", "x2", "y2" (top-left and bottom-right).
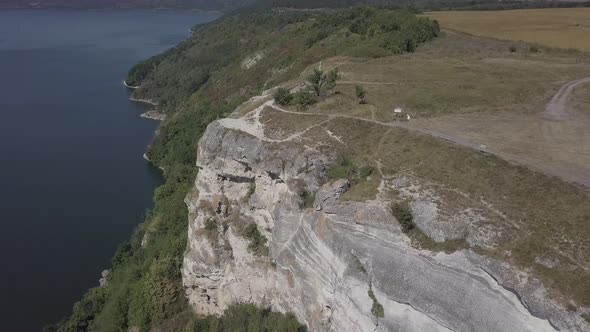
[{"x1": 182, "y1": 114, "x2": 588, "y2": 331}]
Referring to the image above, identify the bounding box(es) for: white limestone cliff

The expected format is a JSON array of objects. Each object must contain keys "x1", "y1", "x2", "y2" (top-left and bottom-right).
[{"x1": 181, "y1": 109, "x2": 589, "y2": 332}]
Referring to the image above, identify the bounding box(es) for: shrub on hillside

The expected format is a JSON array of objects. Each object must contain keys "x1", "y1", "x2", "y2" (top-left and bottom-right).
[
  {"x1": 247, "y1": 182, "x2": 256, "y2": 198},
  {"x1": 244, "y1": 224, "x2": 268, "y2": 256},
  {"x1": 355, "y1": 85, "x2": 367, "y2": 104},
  {"x1": 305, "y1": 29, "x2": 330, "y2": 48},
  {"x1": 391, "y1": 201, "x2": 415, "y2": 233},
  {"x1": 274, "y1": 87, "x2": 293, "y2": 106},
  {"x1": 298, "y1": 189, "x2": 315, "y2": 209},
  {"x1": 368, "y1": 286, "x2": 385, "y2": 318},
  {"x1": 327, "y1": 154, "x2": 374, "y2": 185},
  {"x1": 293, "y1": 91, "x2": 317, "y2": 110}
]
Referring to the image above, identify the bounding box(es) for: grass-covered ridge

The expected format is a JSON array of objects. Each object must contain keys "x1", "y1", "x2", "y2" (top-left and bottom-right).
[
  {"x1": 51, "y1": 7, "x2": 439, "y2": 332},
  {"x1": 127, "y1": 7, "x2": 439, "y2": 113}
]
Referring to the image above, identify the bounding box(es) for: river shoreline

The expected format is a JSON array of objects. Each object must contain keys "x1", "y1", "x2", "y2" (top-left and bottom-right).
[
  {"x1": 125, "y1": 82, "x2": 167, "y2": 121},
  {"x1": 123, "y1": 79, "x2": 139, "y2": 89},
  {"x1": 126, "y1": 82, "x2": 166, "y2": 170},
  {"x1": 140, "y1": 110, "x2": 166, "y2": 121}
]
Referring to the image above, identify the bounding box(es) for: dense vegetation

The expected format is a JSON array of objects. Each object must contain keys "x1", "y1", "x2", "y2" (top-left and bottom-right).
[
  {"x1": 130, "y1": 6, "x2": 439, "y2": 112},
  {"x1": 185, "y1": 304, "x2": 306, "y2": 331},
  {"x1": 51, "y1": 7, "x2": 439, "y2": 332}
]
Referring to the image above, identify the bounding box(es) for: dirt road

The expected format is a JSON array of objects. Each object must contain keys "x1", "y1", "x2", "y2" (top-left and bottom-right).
[
  {"x1": 409, "y1": 77, "x2": 590, "y2": 188},
  {"x1": 543, "y1": 77, "x2": 590, "y2": 120}
]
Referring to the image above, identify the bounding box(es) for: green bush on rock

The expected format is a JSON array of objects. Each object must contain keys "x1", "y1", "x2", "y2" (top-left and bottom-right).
[{"x1": 244, "y1": 224, "x2": 269, "y2": 256}]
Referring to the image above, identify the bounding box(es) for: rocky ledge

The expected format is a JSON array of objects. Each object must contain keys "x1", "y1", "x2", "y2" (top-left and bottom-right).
[{"x1": 181, "y1": 107, "x2": 588, "y2": 331}]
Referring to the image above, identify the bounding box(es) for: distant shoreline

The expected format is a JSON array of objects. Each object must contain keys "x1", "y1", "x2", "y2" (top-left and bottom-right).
[
  {"x1": 123, "y1": 80, "x2": 139, "y2": 90},
  {"x1": 140, "y1": 110, "x2": 166, "y2": 121},
  {"x1": 129, "y1": 96, "x2": 157, "y2": 106},
  {"x1": 125, "y1": 81, "x2": 166, "y2": 121},
  {"x1": 0, "y1": 7, "x2": 221, "y2": 15}
]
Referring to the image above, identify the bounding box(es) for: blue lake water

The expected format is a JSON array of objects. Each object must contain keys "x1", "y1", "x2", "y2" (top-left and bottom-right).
[{"x1": 0, "y1": 9, "x2": 216, "y2": 330}]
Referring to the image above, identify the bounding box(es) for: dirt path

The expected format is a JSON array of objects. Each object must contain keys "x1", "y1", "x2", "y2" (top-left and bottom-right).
[
  {"x1": 543, "y1": 77, "x2": 590, "y2": 120},
  {"x1": 219, "y1": 100, "x2": 331, "y2": 143},
  {"x1": 339, "y1": 81, "x2": 403, "y2": 85},
  {"x1": 268, "y1": 101, "x2": 485, "y2": 150}
]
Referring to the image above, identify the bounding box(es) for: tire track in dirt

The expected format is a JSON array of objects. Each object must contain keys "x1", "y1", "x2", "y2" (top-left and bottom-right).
[{"x1": 543, "y1": 77, "x2": 590, "y2": 120}]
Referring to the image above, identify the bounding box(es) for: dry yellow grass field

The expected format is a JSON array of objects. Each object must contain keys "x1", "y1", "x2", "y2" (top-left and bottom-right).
[{"x1": 426, "y1": 8, "x2": 590, "y2": 52}]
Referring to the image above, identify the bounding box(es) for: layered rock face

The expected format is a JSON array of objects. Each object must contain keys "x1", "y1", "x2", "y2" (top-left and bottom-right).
[{"x1": 182, "y1": 119, "x2": 586, "y2": 331}]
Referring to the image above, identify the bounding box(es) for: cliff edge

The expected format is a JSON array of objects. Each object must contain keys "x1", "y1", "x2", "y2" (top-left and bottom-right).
[{"x1": 182, "y1": 97, "x2": 589, "y2": 331}]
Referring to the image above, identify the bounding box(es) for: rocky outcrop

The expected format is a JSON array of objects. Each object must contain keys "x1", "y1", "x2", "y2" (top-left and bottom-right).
[
  {"x1": 99, "y1": 270, "x2": 110, "y2": 287},
  {"x1": 182, "y1": 114, "x2": 589, "y2": 331}
]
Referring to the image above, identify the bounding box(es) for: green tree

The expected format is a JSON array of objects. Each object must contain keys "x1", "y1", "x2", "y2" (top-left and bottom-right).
[
  {"x1": 274, "y1": 87, "x2": 293, "y2": 106},
  {"x1": 307, "y1": 69, "x2": 325, "y2": 96},
  {"x1": 306, "y1": 68, "x2": 339, "y2": 96},
  {"x1": 326, "y1": 67, "x2": 340, "y2": 91}
]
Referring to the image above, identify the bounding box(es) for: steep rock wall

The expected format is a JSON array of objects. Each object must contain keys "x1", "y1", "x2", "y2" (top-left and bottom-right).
[{"x1": 182, "y1": 119, "x2": 587, "y2": 331}]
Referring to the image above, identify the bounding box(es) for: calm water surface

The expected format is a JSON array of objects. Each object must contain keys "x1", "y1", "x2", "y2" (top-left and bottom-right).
[{"x1": 0, "y1": 10, "x2": 216, "y2": 330}]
